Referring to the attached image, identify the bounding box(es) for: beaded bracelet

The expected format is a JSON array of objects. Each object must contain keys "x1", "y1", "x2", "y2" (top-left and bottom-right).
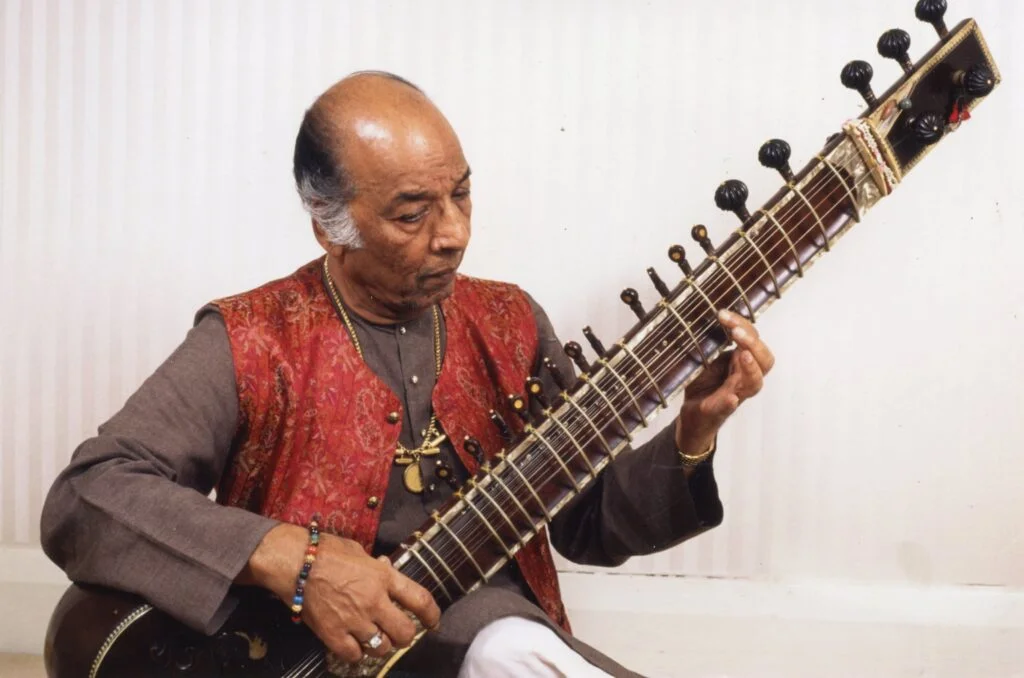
[{"x1": 290, "y1": 515, "x2": 320, "y2": 624}]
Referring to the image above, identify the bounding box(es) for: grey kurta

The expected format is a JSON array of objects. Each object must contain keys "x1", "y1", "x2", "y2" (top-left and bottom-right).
[{"x1": 40, "y1": 278, "x2": 724, "y2": 677}]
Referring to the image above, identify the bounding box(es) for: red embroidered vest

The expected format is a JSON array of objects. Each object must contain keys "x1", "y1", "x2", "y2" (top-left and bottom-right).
[{"x1": 212, "y1": 259, "x2": 570, "y2": 631}]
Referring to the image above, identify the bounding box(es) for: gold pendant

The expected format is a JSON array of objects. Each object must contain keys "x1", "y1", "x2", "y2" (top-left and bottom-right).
[{"x1": 403, "y1": 461, "x2": 425, "y2": 494}]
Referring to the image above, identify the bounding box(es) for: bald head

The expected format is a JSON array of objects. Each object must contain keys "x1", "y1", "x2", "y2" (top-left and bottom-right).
[{"x1": 293, "y1": 72, "x2": 461, "y2": 248}]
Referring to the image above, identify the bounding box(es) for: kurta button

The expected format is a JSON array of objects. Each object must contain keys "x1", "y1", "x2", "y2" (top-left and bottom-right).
[
  {"x1": 387, "y1": 411, "x2": 399, "y2": 424},
  {"x1": 366, "y1": 496, "x2": 380, "y2": 509}
]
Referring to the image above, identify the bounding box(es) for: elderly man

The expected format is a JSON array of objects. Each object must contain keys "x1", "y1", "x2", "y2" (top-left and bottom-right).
[{"x1": 41, "y1": 72, "x2": 774, "y2": 677}]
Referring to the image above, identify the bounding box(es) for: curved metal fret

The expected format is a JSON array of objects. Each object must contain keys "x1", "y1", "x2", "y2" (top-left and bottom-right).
[
  {"x1": 473, "y1": 480, "x2": 529, "y2": 546},
  {"x1": 762, "y1": 211, "x2": 805, "y2": 277},
  {"x1": 738, "y1": 230, "x2": 781, "y2": 299},
  {"x1": 598, "y1": 358, "x2": 647, "y2": 427},
  {"x1": 616, "y1": 341, "x2": 668, "y2": 409},
  {"x1": 564, "y1": 390, "x2": 616, "y2": 456},
  {"x1": 546, "y1": 412, "x2": 598, "y2": 478},
  {"x1": 489, "y1": 471, "x2": 539, "y2": 528},
  {"x1": 461, "y1": 492, "x2": 514, "y2": 559},
  {"x1": 417, "y1": 535, "x2": 467, "y2": 594},
  {"x1": 435, "y1": 518, "x2": 487, "y2": 581},
  {"x1": 581, "y1": 375, "x2": 631, "y2": 440},
  {"x1": 403, "y1": 544, "x2": 453, "y2": 602},
  {"x1": 686, "y1": 277, "x2": 720, "y2": 321},
  {"x1": 709, "y1": 255, "x2": 755, "y2": 320},
  {"x1": 818, "y1": 154, "x2": 860, "y2": 221},
  {"x1": 658, "y1": 300, "x2": 710, "y2": 366},
  {"x1": 528, "y1": 426, "x2": 580, "y2": 490},
  {"x1": 788, "y1": 182, "x2": 831, "y2": 251},
  {"x1": 503, "y1": 459, "x2": 552, "y2": 521}
]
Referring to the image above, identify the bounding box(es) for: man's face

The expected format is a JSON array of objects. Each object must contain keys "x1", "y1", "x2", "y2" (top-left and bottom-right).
[{"x1": 337, "y1": 113, "x2": 472, "y2": 318}]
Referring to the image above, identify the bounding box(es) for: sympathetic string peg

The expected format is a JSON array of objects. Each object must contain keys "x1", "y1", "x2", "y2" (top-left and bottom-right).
[
  {"x1": 758, "y1": 139, "x2": 794, "y2": 183},
  {"x1": 691, "y1": 224, "x2": 715, "y2": 256},
  {"x1": 564, "y1": 341, "x2": 591, "y2": 374},
  {"x1": 668, "y1": 245, "x2": 693, "y2": 277},
  {"x1": 508, "y1": 393, "x2": 531, "y2": 423},
  {"x1": 841, "y1": 60, "x2": 877, "y2": 107},
  {"x1": 955, "y1": 64, "x2": 996, "y2": 98},
  {"x1": 434, "y1": 460, "x2": 459, "y2": 489},
  {"x1": 714, "y1": 180, "x2": 751, "y2": 223},
  {"x1": 525, "y1": 377, "x2": 549, "y2": 410},
  {"x1": 489, "y1": 409, "x2": 513, "y2": 442},
  {"x1": 543, "y1": 356, "x2": 572, "y2": 391},
  {"x1": 906, "y1": 111, "x2": 945, "y2": 145},
  {"x1": 582, "y1": 326, "x2": 607, "y2": 357},
  {"x1": 463, "y1": 436, "x2": 484, "y2": 464},
  {"x1": 647, "y1": 267, "x2": 671, "y2": 297},
  {"x1": 620, "y1": 288, "x2": 646, "y2": 320},
  {"x1": 877, "y1": 29, "x2": 914, "y2": 74},
  {"x1": 915, "y1": 0, "x2": 949, "y2": 38}
]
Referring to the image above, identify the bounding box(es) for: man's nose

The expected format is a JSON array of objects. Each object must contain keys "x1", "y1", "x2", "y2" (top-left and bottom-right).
[{"x1": 431, "y1": 202, "x2": 470, "y2": 252}]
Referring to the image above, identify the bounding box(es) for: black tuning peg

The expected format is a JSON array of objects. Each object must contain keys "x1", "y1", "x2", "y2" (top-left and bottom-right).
[
  {"x1": 878, "y1": 29, "x2": 914, "y2": 74},
  {"x1": 434, "y1": 459, "x2": 459, "y2": 490},
  {"x1": 906, "y1": 111, "x2": 945, "y2": 145},
  {"x1": 841, "y1": 60, "x2": 877, "y2": 107},
  {"x1": 915, "y1": 0, "x2": 949, "y2": 38},
  {"x1": 758, "y1": 139, "x2": 794, "y2": 183},
  {"x1": 463, "y1": 436, "x2": 485, "y2": 464},
  {"x1": 668, "y1": 245, "x2": 693, "y2": 277},
  {"x1": 714, "y1": 180, "x2": 751, "y2": 223},
  {"x1": 489, "y1": 409, "x2": 513, "y2": 442},
  {"x1": 564, "y1": 341, "x2": 591, "y2": 374},
  {"x1": 955, "y1": 63, "x2": 996, "y2": 98},
  {"x1": 525, "y1": 377, "x2": 549, "y2": 410},
  {"x1": 508, "y1": 393, "x2": 531, "y2": 423},
  {"x1": 620, "y1": 288, "x2": 646, "y2": 320},
  {"x1": 543, "y1": 356, "x2": 572, "y2": 391},
  {"x1": 582, "y1": 326, "x2": 607, "y2": 357},
  {"x1": 647, "y1": 267, "x2": 671, "y2": 297},
  {"x1": 691, "y1": 224, "x2": 715, "y2": 256}
]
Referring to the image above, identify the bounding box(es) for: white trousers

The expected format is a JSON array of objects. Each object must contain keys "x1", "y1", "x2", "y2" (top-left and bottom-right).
[{"x1": 457, "y1": 617, "x2": 615, "y2": 678}]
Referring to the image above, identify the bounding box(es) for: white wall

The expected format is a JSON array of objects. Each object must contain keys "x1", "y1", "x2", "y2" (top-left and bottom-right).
[{"x1": 2, "y1": 0, "x2": 1023, "y2": 672}]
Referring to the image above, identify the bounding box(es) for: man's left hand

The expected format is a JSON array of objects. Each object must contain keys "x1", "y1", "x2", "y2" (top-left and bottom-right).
[{"x1": 674, "y1": 309, "x2": 775, "y2": 457}]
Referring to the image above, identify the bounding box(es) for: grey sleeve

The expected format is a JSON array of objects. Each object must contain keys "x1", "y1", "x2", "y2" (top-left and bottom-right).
[
  {"x1": 522, "y1": 293, "x2": 724, "y2": 567},
  {"x1": 39, "y1": 311, "x2": 278, "y2": 634}
]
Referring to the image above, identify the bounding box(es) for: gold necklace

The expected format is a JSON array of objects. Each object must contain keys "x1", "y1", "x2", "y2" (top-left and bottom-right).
[{"x1": 322, "y1": 257, "x2": 446, "y2": 494}]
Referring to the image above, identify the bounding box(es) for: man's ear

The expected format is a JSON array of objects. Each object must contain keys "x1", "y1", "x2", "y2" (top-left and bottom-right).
[{"x1": 312, "y1": 219, "x2": 345, "y2": 258}]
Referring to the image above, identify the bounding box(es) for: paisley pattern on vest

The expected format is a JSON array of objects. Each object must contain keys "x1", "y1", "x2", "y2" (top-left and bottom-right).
[{"x1": 213, "y1": 258, "x2": 570, "y2": 631}]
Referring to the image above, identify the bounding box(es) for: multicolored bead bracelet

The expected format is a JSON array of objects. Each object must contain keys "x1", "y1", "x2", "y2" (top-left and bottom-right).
[{"x1": 290, "y1": 515, "x2": 320, "y2": 624}]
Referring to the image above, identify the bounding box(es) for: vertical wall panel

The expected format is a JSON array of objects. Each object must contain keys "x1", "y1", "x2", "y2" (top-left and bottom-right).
[{"x1": 1, "y1": 0, "x2": 1022, "y2": 590}]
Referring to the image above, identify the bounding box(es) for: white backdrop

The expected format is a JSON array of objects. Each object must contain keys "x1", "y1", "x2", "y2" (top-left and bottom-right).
[{"x1": 1, "y1": 0, "x2": 1023, "y2": 670}]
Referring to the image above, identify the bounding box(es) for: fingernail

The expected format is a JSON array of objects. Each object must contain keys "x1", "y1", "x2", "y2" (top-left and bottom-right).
[
  {"x1": 732, "y1": 327, "x2": 747, "y2": 341},
  {"x1": 718, "y1": 309, "x2": 735, "y2": 324}
]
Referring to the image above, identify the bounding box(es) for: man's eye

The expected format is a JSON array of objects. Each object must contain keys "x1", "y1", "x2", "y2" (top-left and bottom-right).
[
  {"x1": 398, "y1": 210, "x2": 427, "y2": 223},
  {"x1": 453, "y1": 189, "x2": 471, "y2": 200}
]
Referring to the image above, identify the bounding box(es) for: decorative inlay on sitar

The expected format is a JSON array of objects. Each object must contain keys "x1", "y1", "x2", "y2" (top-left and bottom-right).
[{"x1": 44, "y1": 2, "x2": 1001, "y2": 676}]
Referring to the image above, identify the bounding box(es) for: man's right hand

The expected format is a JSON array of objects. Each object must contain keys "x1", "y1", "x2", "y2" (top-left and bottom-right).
[{"x1": 238, "y1": 523, "x2": 441, "y2": 663}]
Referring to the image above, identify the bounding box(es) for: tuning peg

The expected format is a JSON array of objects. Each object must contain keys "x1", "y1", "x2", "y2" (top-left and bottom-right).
[
  {"x1": 668, "y1": 245, "x2": 694, "y2": 277},
  {"x1": 647, "y1": 267, "x2": 671, "y2": 297},
  {"x1": 691, "y1": 224, "x2": 715, "y2": 255},
  {"x1": 582, "y1": 326, "x2": 607, "y2": 357},
  {"x1": 841, "y1": 60, "x2": 877, "y2": 107},
  {"x1": 508, "y1": 393, "x2": 531, "y2": 423},
  {"x1": 906, "y1": 111, "x2": 945, "y2": 145},
  {"x1": 564, "y1": 341, "x2": 591, "y2": 373},
  {"x1": 714, "y1": 180, "x2": 751, "y2": 223},
  {"x1": 543, "y1": 356, "x2": 572, "y2": 391},
  {"x1": 489, "y1": 409, "x2": 513, "y2": 442},
  {"x1": 877, "y1": 29, "x2": 914, "y2": 74},
  {"x1": 463, "y1": 436, "x2": 485, "y2": 464},
  {"x1": 955, "y1": 63, "x2": 996, "y2": 98},
  {"x1": 434, "y1": 459, "x2": 459, "y2": 490},
  {"x1": 525, "y1": 377, "x2": 550, "y2": 410},
  {"x1": 620, "y1": 288, "x2": 646, "y2": 320},
  {"x1": 758, "y1": 139, "x2": 795, "y2": 183},
  {"x1": 915, "y1": 0, "x2": 949, "y2": 38}
]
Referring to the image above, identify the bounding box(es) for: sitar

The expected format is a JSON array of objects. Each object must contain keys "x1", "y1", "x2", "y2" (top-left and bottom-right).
[{"x1": 43, "y1": 2, "x2": 1001, "y2": 676}]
